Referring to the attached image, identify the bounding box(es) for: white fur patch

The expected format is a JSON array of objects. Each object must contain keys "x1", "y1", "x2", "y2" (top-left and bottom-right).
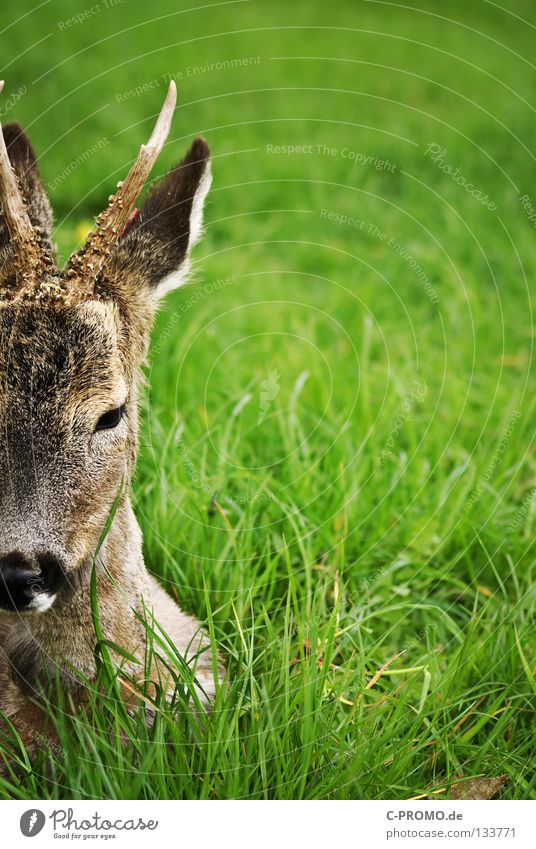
[
  {"x1": 28, "y1": 593, "x2": 57, "y2": 613},
  {"x1": 156, "y1": 258, "x2": 191, "y2": 299},
  {"x1": 155, "y1": 159, "x2": 212, "y2": 300},
  {"x1": 189, "y1": 160, "x2": 212, "y2": 247}
]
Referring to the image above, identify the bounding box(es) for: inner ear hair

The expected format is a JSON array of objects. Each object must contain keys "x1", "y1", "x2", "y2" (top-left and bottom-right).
[
  {"x1": 107, "y1": 136, "x2": 211, "y2": 295},
  {"x1": 0, "y1": 123, "x2": 54, "y2": 254}
]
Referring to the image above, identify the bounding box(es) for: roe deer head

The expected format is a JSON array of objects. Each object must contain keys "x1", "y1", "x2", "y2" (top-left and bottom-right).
[{"x1": 0, "y1": 81, "x2": 220, "y2": 737}]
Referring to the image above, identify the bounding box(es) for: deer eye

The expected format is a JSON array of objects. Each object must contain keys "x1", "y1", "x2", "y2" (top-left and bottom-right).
[{"x1": 95, "y1": 405, "x2": 126, "y2": 432}]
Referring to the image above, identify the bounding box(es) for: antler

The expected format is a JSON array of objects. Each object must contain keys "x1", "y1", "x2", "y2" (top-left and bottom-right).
[
  {"x1": 65, "y1": 80, "x2": 177, "y2": 289},
  {"x1": 0, "y1": 80, "x2": 50, "y2": 286}
]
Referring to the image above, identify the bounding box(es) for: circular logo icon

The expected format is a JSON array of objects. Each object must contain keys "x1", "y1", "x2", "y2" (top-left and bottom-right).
[{"x1": 20, "y1": 809, "x2": 46, "y2": 837}]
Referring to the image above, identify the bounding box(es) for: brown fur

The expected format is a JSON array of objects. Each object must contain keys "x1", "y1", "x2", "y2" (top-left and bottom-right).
[{"x1": 0, "y1": 113, "x2": 220, "y2": 756}]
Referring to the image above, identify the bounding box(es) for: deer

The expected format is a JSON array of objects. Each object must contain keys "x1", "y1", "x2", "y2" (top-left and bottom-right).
[{"x1": 0, "y1": 80, "x2": 223, "y2": 755}]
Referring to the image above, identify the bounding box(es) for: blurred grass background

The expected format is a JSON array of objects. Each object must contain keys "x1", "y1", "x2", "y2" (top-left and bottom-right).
[{"x1": 1, "y1": 0, "x2": 535, "y2": 800}]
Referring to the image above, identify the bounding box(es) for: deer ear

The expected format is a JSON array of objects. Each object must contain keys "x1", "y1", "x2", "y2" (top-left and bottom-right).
[
  {"x1": 0, "y1": 123, "x2": 54, "y2": 256},
  {"x1": 106, "y1": 137, "x2": 211, "y2": 302}
]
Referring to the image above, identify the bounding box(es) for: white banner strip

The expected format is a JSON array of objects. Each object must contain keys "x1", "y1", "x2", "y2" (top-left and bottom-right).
[{"x1": 1, "y1": 799, "x2": 535, "y2": 848}]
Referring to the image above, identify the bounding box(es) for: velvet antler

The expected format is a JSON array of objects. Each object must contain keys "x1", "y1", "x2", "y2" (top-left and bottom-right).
[{"x1": 64, "y1": 80, "x2": 177, "y2": 293}]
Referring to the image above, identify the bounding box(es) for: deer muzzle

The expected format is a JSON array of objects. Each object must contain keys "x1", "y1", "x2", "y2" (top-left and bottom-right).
[{"x1": 0, "y1": 550, "x2": 66, "y2": 612}]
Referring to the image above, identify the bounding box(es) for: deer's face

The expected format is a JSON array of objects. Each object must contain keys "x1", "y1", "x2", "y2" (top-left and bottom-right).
[
  {"x1": 0, "y1": 300, "x2": 137, "y2": 612},
  {"x1": 0, "y1": 81, "x2": 211, "y2": 613}
]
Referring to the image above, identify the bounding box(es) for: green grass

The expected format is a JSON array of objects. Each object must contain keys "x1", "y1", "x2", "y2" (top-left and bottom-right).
[{"x1": 1, "y1": 0, "x2": 535, "y2": 799}]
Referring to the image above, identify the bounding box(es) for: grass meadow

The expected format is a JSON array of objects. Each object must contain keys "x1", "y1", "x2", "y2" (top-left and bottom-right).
[{"x1": 0, "y1": 0, "x2": 535, "y2": 799}]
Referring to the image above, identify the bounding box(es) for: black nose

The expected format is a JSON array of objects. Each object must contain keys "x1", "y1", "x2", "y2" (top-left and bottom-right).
[{"x1": 0, "y1": 551, "x2": 64, "y2": 612}]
